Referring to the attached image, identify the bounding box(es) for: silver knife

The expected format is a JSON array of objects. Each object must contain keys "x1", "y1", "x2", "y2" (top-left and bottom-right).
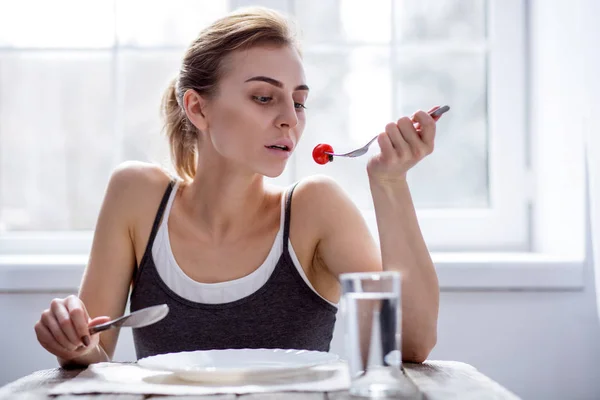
[{"x1": 89, "y1": 304, "x2": 169, "y2": 334}]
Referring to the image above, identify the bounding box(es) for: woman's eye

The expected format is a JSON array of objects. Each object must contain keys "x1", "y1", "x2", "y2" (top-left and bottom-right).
[
  {"x1": 253, "y1": 96, "x2": 272, "y2": 104},
  {"x1": 294, "y1": 102, "x2": 306, "y2": 110}
]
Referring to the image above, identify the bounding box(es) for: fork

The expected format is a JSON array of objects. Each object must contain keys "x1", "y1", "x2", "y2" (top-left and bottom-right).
[{"x1": 325, "y1": 105, "x2": 450, "y2": 158}]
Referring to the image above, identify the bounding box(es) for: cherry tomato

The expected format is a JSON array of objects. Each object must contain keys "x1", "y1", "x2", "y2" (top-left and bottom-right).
[{"x1": 312, "y1": 144, "x2": 334, "y2": 165}]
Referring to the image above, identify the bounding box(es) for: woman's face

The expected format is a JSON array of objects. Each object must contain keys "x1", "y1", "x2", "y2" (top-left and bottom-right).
[{"x1": 201, "y1": 44, "x2": 308, "y2": 178}]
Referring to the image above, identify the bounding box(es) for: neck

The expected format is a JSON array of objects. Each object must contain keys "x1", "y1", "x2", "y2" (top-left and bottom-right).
[{"x1": 181, "y1": 167, "x2": 273, "y2": 243}]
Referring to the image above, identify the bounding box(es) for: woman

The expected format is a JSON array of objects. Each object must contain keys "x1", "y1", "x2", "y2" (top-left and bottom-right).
[{"x1": 34, "y1": 7, "x2": 439, "y2": 367}]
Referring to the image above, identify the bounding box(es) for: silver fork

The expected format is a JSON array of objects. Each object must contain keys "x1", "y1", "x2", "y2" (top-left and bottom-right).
[{"x1": 325, "y1": 105, "x2": 450, "y2": 158}]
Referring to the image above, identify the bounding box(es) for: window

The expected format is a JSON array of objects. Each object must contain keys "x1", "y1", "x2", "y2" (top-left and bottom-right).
[{"x1": 0, "y1": 0, "x2": 529, "y2": 254}]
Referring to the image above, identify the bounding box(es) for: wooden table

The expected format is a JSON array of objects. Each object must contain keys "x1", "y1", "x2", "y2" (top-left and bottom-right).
[{"x1": 0, "y1": 361, "x2": 520, "y2": 399}]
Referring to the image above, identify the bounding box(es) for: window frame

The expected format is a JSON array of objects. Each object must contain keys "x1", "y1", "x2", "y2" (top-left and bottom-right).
[{"x1": 411, "y1": 0, "x2": 530, "y2": 252}]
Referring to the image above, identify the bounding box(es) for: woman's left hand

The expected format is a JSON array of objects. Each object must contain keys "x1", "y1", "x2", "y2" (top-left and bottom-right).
[{"x1": 366, "y1": 106, "x2": 439, "y2": 184}]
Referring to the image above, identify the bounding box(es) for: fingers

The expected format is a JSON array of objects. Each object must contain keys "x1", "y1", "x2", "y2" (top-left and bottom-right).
[
  {"x1": 413, "y1": 106, "x2": 444, "y2": 131},
  {"x1": 411, "y1": 110, "x2": 436, "y2": 150},
  {"x1": 377, "y1": 131, "x2": 396, "y2": 161},
  {"x1": 66, "y1": 295, "x2": 91, "y2": 346},
  {"x1": 50, "y1": 297, "x2": 83, "y2": 348},
  {"x1": 427, "y1": 105, "x2": 441, "y2": 120},
  {"x1": 41, "y1": 307, "x2": 79, "y2": 352},
  {"x1": 384, "y1": 121, "x2": 410, "y2": 155},
  {"x1": 89, "y1": 316, "x2": 112, "y2": 328},
  {"x1": 34, "y1": 321, "x2": 84, "y2": 360},
  {"x1": 396, "y1": 116, "x2": 431, "y2": 159},
  {"x1": 371, "y1": 108, "x2": 439, "y2": 177},
  {"x1": 396, "y1": 116, "x2": 421, "y2": 151},
  {"x1": 34, "y1": 296, "x2": 106, "y2": 360}
]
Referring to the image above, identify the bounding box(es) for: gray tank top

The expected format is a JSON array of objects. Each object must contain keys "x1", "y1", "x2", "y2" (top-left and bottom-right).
[{"x1": 129, "y1": 180, "x2": 338, "y2": 359}]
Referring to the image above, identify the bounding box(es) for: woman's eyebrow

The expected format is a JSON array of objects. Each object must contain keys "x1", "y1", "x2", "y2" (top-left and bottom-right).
[{"x1": 244, "y1": 76, "x2": 309, "y2": 91}]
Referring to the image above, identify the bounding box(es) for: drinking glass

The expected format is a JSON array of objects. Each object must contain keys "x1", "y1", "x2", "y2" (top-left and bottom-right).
[{"x1": 340, "y1": 271, "x2": 420, "y2": 398}]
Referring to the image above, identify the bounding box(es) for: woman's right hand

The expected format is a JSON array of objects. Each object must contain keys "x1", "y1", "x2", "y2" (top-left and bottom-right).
[{"x1": 34, "y1": 295, "x2": 111, "y2": 361}]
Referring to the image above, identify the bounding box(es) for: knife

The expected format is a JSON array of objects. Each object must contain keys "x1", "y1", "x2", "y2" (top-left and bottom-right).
[{"x1": 89, "y1": 304, "x2": 169, "y2": 334}]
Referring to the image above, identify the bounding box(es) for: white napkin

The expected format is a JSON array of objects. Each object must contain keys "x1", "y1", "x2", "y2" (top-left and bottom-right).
[{"x1": 49, "y1": 361, "x2": 350, "y2": 396}]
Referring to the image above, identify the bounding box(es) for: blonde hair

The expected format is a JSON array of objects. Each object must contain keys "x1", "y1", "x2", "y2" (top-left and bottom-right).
[{"x1": 161, "y1": 7, "x2": 300, "y2": 182}]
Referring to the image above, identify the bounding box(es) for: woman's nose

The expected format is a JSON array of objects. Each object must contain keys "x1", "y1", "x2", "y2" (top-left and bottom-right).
[{"x1": 276, "y1": 101, "x2": 299, "y2": 129}]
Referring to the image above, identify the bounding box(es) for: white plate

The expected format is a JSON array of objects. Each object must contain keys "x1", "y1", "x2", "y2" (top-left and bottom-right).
[{"x1": 137, "y1": 348, "x2": 340, "y2": 383}]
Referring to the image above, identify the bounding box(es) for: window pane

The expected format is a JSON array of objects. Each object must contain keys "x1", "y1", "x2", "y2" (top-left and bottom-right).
[
  {"x1": 295, "y1": 47, "x2": 392, "y2": 210},
  {"x1": 0, "y1": 53, "x2": 114, "y2": 232},
  {"x1": 233, "y1": 0, "x2": 289, "y2": 13},
  {"x1": 117, "y1": 51, "x2": 181, "y2": 168},
  {"x1": 0, "y1": 0, "x2": 498, "y2": 240},
  {"x1": 394, "y1": 0, "x2": 487, "y2": 43},
  {"x1": 116, "y1": 0, "x2": 229, "y2": 48},
  {"x1": 0, "y1": 0, "x2": 115, "y2": 48},
  {"x1": 294, "y1": 0, "x2": 391, "y2": 45},
  {"x1": 394, "y1": 51, "x2": 488, "y2": 208}
]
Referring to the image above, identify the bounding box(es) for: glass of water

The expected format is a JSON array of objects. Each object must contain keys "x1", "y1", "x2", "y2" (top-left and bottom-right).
[{"x1": 340, "y1": 271, "x2": 419, "y2": 398}]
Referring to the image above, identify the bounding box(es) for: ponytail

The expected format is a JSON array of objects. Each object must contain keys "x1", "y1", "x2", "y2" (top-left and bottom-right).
[{"x1": 161, "y1": 77, "x2": 197, "y2": 182}]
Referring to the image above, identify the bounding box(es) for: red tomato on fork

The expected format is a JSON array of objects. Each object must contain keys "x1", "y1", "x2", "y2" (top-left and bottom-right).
[{"x1": 312, "y1": 144, "x2": 334, "y2": 164}]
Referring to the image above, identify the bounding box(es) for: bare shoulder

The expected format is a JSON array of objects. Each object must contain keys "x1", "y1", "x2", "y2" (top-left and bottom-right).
[
  {"x1": 291, "y1": 174, "x2": 381, "y2": 277},
  {"x1": 109, "y1": 160, "x2": 171, "y2": 191},
  {"x1": 291, "y1": 174, "x2": 359, "y2": 238},
  {"x1": 293, "y1": 174, "x2": 346, "y2": 200},
  {"x1": 294, "y1": 175, "x2": 350, "y2": 205},
  {"x1": 103, "y1": 161, "x2": 173, "y2": 227}
]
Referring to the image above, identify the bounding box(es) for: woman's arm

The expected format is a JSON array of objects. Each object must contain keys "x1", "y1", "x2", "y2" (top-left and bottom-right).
[
  {"x1": 36, "y1": 162, "x2": 156, "y2": 367},
  {"x1": 69, "y1": 164, "x2": 141, "y2": 365},
  {"x1": 306, "y1": 108, "x2": 441, "y2": 363},
  {"x1": 368, "y1": 178, "x2": 439, "y2": 362},
  {"x1": 365, "y1": 109, "x2": 440, "y2": 362}
]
